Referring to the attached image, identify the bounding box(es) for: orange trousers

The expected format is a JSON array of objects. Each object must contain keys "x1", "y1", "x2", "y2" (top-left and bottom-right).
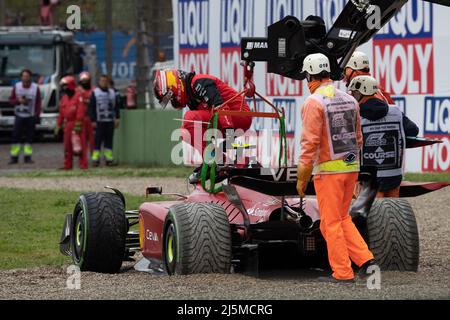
[{"x1": 314, "y1": 172, "x2": 374, "y2": 280}]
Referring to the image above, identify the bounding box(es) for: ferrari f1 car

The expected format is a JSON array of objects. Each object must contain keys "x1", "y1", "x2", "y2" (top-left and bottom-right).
[
  {"x1": 59, "y1": 0, "x2": 450, "y2": 275},
  {"x1": 60, "y1": 163, "x2": 448, "y2": 275}
]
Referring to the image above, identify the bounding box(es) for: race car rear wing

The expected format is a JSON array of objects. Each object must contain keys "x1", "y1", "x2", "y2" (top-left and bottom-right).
[{"x1": 229, "y1": 173, "x2": 449, "y2": 198}]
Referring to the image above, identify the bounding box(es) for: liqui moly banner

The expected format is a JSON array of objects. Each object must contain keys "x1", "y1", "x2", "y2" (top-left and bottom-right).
[
  {"x1": 172, "y1": 0, "x2": 450, "y2": 172},
  {"x1": 220, "y1": 0, "x2": 254, "y2": 91},
  {"x1": 373, "y1": 0, "x2": 434, "y2": 95},
  {"x1": 422, "y1": 97, "x2": 450, "y2": 172},
  {"x1": 176, "y1": 0, "x2": 210, "y2": 73}
]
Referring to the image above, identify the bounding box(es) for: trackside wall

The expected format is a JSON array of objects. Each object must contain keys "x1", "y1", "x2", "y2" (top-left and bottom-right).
[{"x1": 113, "y1": 110, "x2": 183, "y2": 166}]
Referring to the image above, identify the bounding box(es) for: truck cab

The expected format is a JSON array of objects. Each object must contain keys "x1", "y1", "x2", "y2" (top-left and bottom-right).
[{"x1": 0, "y1": 26, "x2": 91, "y2": 137}]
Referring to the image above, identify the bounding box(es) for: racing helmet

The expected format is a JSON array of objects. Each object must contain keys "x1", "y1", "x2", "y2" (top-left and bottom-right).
[
  {"x1": 60, "y1": 75, "x2": 77, "y2": 91},
  {"x1": 153, "y1": 69, "x2": 188, "y2": 109},
  {"x1": 301, "y1": 53, "x2": 331, "y2": 75},
  {"x1": 348, "y1": 75, "x2": 378, "y2": 96},
  {"x1": 346, "y1": 51, "x2": 370, "y2": 71}
]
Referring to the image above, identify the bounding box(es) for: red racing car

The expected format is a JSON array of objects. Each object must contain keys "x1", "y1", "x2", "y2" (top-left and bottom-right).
[{"x1": 59, "y1": 139, "x2": 448, "y2": 275}]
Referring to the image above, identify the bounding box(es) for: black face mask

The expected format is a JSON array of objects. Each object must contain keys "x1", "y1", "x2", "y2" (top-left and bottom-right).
[
  {"x1": 65, "y1": 89, "x2": 75, "y2": 97},
  {"x1": 81, "y1": 82, "x2": 91, "y2": 90}
]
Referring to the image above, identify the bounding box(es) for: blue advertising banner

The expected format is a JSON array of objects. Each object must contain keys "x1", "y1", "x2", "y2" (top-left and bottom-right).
[{"x1": 75, "y1": 32, "x2": 137, "y2": 80}]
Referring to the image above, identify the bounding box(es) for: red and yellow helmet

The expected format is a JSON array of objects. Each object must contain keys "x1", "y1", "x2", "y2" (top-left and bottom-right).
[{"x1": 153, "y1": 69, "x2": 187, "y2": 109}]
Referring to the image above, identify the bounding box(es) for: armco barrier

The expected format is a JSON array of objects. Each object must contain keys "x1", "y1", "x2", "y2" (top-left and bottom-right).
[{"x1": 113, "y1": 109, "x2": 182, "y2": 166}]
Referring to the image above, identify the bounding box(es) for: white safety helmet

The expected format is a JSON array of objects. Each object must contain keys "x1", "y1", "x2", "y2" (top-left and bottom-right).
[
  {"x1": 301, "y1": 53, "x2": 331, "y2": 75},
  {"x1": 348, "y1": 75, "x2": 378, "y2": 96},
  {"x1": 346, "y1": 51, "x2": 370, "y2": 70}
]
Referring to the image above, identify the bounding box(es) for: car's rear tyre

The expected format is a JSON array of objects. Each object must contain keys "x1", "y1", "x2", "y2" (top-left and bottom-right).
[
  {"x1": 162, "y1": 203, "x2": 232, "y2": 275},
  {"x1": 366, "y1": 198, "x2": 419, "y2": 271},
  {"x1": 71, "y1": 192, "x2": 127, "y2": 273}
]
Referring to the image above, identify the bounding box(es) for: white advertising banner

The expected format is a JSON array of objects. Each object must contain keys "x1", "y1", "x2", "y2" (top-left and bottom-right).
[{"x1": 172, "y1": 0, "x2": 450, "y2": 172}]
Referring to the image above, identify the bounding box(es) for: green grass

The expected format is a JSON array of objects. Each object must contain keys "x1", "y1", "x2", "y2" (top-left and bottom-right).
[
  {"x1": 405, "y1": 173, "x2": 450, "y2": 183},
  {"x1": 0, "y1": 188, "x2": 150, "y2": 270},
  {"x1": 1, "y1": 166, "x2": 193, "y2": 179}
]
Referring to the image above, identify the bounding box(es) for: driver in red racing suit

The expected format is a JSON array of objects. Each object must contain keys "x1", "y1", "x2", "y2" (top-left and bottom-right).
[{"x1": 153, "y1": 70, "x2": 253, "y2": 181}]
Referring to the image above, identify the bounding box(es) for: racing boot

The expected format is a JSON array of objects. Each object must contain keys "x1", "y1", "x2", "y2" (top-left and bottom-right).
[
  {"x1": 188, "y1": 166, "x2": 203, "y2": 184},
  {"x1": 188, "y1": 165, "x2": 227, "y2": 185}
]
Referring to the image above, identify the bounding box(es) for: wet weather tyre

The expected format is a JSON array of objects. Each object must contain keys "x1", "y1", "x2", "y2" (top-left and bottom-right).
[
  {"x1": 366, "y1": 199, "x2": 419, "y2": 271},
  {"x1": 162, "y1": 203, "x2": 232, "y2": 275},
  {"x1": 71, "y1": 192, "x2": 127, "y2": 273}
]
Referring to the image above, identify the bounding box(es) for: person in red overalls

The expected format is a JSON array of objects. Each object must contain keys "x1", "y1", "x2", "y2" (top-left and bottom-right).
[
  {"x1": 55, "y1": 76, "x2": 88, "y2": 170},
  {"x1": 153, "y1": 69, "x2": 253, "y2": 182},
  {"x1": 77, "y1": 71, "x2": 95, "y2": 154}
]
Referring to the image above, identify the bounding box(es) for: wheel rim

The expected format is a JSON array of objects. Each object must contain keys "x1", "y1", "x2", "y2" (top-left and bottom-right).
[
  {"x1": 167, "y1": 234, "x2": 174, "y2": 263},
  {"x1": 164, "y1": 223, "x2": 177, "y2": 274},
  {"x1": 73, "y1": 208, "x2": 85, "y2": 262},
  {"x1": 76, "y1": 220, "x2": 82, "y2": 247}
]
